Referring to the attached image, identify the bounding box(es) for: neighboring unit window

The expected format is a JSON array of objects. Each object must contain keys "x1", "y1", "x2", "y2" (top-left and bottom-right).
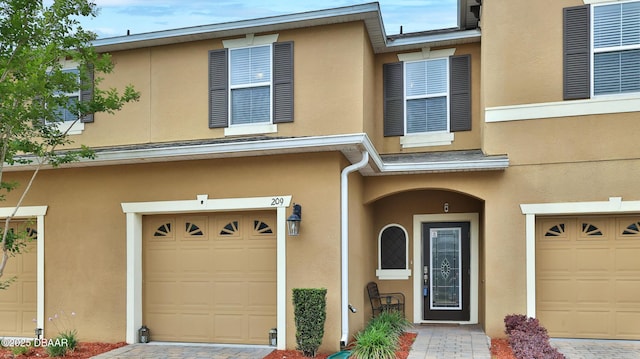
[
  {"x1": 54, "y1": 68, "x2": 80, "y2": 122},
  {"x1": 376, "y1": 224, "x2": 411, "y2": 280},
  {"x1": 564, "y1": 2, "x2": 640, "y2": 99},
  {"x1": 383, "y1": 54, "x2": 471, "y2": 138},
  {"x1": 593, "y1": 1, "x2": 640, "y2": 96},
  {"x1": 230, "y1": 45, "x2": 271, "y2": 125},
  {"x1": 209, "y1": 41, "x2": 294, "y2": 130}
]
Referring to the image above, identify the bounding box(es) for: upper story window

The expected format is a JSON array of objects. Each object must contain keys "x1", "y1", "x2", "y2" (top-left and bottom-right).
[
  {"x1": 209, "y1": 35, "x2": 293, "y2": 136},
  {"x1": 564, "y1": 1, "x2": 640, "y2": 99},
  {"x1": 383, "y1": 51, "x2": 471, "y2": 148},
  {"x1": 405, "y1": 58, "x2": 449, "y2": 133},
  {"x1": 54, "y1": 68, "x2": 81, "y2": 123},
  {"x1": 229, "y1": 45, "x2": 272, "y2": 125},
  {"x1": 593, "y1": 1, "x2": 640, "y2": 95}
]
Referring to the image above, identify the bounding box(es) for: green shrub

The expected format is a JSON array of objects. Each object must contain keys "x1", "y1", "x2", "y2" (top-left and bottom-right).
[
  {"x1": 370, "y1": 311, "x2": 412, "y2": 336},
  {"x1": 59, "y1": 329, "x2": 78, "y2": 351},
  {"x1": 351, "y1": 325, "x2": 398, "y2": 359},
  {"x1": 45, "y1": 337, "x2": 68, "y2": 357},
  {"x1": 351, "y1": 311, "x2": 412, "y2": 359},
  {"x1": 292, "y1": 288, "x2": 327, "y2": 357},
  {"x1": 11, "y1": 345, "x2": 30, "y2": 356}
]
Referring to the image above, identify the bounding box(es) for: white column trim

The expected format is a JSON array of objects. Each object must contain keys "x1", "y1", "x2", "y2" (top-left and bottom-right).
[
  {"x1": 520, "y1": 196, "x2": 640, "y2": 318},
  {"x1": 0, "y1": 206, "x2": 48, "y2": 335},
  {"x1": 121, "y1": 195, "x2": 291, "y2": 346},
  {"x1": 412, "y1": 213, "x2": 479, "y2": 324}
]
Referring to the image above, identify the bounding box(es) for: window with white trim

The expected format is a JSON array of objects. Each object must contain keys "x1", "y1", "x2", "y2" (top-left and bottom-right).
[
  {"x1": 383, "y1": 53, "x2": 471, "y2": 147},
  {"x1": 593, "y1": 1, "x2": 640, "y2": 95},
  {"x1": 54, "y1": 68, "x2": 81, "y2": 123},
  {"x1": 405, "y1": 58, "x2": 449, "y2": 134},
  {"x1": 564, "y1": 1, "x2": 640, "y2": 99},
  {"x1": 376, "y1": 224, "x2": 411, "y2": 280},
  {"x1": 229, "y1": 45, "x2": 272, "y2": 125}
]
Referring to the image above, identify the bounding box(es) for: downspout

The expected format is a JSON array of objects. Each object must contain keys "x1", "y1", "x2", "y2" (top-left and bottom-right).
[{"x1": 340, "y1": 150, "x2": 369, "y2": 347}]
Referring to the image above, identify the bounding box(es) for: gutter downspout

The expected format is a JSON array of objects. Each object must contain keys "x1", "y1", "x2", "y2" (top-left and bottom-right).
[{"x1": 340, "y1": 151, "x2": 369, "y2": 347}]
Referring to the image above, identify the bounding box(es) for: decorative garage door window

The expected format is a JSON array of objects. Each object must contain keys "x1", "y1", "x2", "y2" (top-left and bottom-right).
[
  {"x1": 376, "y1": 224, "x2": 411, "y2": 280},
  {"x1": 154, "y1": 222, "x2": 173, "y2": 238},
  {"x1": 544, "y1": 221, "x2": 604, "y2": 238},
  {"x1": 622, "y1": 221, "x2": 640, "y2": 236},
  {"x1": 219, "y1": 220, "x2": 273, "y2": 236}
]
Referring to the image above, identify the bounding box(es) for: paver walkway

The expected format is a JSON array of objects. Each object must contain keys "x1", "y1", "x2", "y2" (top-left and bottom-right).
[
  {"x1": 551, "y1": 338, "x2": 640, "y2": 359},
  {"x1": 90, "y1": 325, "x2": 640, "y2": 358},
  {"x1": 407, "y1": 324, "x2": 491, "y2": 359}
]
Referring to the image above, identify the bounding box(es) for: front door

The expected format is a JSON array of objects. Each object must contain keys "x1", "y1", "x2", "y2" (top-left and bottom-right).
[{"x1": 422, "y1": 222, "x2": 470, "y2": 321}]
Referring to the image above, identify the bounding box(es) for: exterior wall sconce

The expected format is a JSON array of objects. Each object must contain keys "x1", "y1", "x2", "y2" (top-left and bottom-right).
[
  {"x1": 287, "y1": 203, "x2": 302, "y2": 236},
  {"x1": 35, "y1": 327, "x2": 43, "y2": 339}
]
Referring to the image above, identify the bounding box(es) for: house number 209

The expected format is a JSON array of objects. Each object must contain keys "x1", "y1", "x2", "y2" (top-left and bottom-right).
[{"x1": 271, "y1": 197, "x2": 285, "y2": 206}]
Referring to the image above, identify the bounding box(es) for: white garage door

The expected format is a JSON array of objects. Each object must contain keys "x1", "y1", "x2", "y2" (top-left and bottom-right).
[
  {"x1": 536, "y1": 216, "x2": 640, "y2": 339},
  {"x1": 143, "y1": 211, "x2": 277, "y2": 344},
  {"x1": 0, "y1": 221, "x2": 37, "y2": 338}
]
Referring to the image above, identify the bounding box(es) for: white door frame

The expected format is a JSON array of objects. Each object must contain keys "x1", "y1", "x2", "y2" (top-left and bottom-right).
[
  {"x1": 121, "y1": 195, "x2": 291, "y2": 349},
  {"x1": 0, "y1": 206, "x2": 48, "y2": 336},
  {"x1": 412, "y1": 213, "x2": 479, "y2": 324},
  {"x1": 520, "y1": 196, "x2": 640, "y2": 318}
]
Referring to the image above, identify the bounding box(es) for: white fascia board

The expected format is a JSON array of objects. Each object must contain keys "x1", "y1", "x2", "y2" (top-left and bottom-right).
[
  {"x1": 0, "y1": 206, "x2": 48, "y2": 218},
  {"x1": 92, "y1": 3, "x2": 382, "y2": 52},
  {"x1": 520, "y1": 196, "x2": 640, "y2": 215},
  {"x1": 384, "y1": 29, "x2": 481, "y2": 51},
  {"x1": 379, "y1": 158, "x2": 510, "y2": 173}
]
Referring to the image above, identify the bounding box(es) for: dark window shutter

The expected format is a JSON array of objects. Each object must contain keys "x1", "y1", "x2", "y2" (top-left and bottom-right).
[
  {"x1": 209, "y1": 48, "x2": 228, "y2": 128},
  {"x1": 449, "y1": 54, "x2": 471, "y2": 132},
  {"x1": 383, "y1": 62, "x2": 404, "y2": 137},
  {"x1": 273, "y1": 41, "x2": 294, "y2": 124},
  {"x1": 80, "y1": 64, "x2": 94, "y2": 123},
  {"x1": 564, "y1": 5, "x2": 591, "y2": 100}
]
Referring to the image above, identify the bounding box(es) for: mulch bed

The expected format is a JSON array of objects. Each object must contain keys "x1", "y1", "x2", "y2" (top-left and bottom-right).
[
  {"x1": 263, "y1": 332, "x2": 417, "y2": 359},
  {"x1": 0, "y1": 342, "x2": 127, "y2": 358},
  {"x1": 490, "y1": 338, "x2": 517, "y2": 359}
]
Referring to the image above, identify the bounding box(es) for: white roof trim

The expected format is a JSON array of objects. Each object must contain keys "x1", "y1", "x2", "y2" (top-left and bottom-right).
[
  {"x1": 91, "y1": 3, "x2": 479, "y2": 54},
  {"x1": 5, "y1": 133, "x2": 508, "y2": 175}
]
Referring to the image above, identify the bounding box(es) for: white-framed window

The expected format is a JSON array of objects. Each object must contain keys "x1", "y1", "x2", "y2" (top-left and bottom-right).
[
  {"x1": 405, "y1": 58, "x2": 449, "y2": 134},
  {"x1": 54, "y1": 68, "x2": 81, "y2": 123},
  {"x1": 592, "y1": 1, "x2": 640, "y2": 96},
  {"x1": 229, "y1": 45, "x2": 272, "y2": 125},
  {"x1": 376, "y1": 224, "x2": 411, "y2": 280}
]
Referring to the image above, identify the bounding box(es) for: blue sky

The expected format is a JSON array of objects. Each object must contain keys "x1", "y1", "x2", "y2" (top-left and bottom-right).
[{"x1": 79, "y1": 1, "x2": 458, "y2": 39}]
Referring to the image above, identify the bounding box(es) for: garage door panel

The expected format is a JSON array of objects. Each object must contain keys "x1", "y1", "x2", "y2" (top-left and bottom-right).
[
  {"x1": 249, "y1": 315, "x2": 276, "y2": 341},
  {"x1": 537, "y1": 216, "x2": 640, "y2": 340},
  {"x1": 22, "y1": 280, "x2": 37, "y2": 304},
  {"x1": 146, "y1": 281, "x2": 179, "y2": 305},
  {"x1": 178, "y1": 313, "x2": 210, "y2": 341},
  {"x1": 145, "y1": 312, "x2": 179, "y2": 340},
  {"x1": 538, "y1": 279, "x2": 573, "y2": 304},
  {"x1": 180, "y1": 248, "x2": 213, "y2": 273},
  {"x1": 616, "y1": 311, "x2": 640, "y2": 337},
  {"x1": 615, "y1": 248, "x2": 640, "y2": 273},
  {"x1": 576, "y1": 279, "x2": 612, "y2": 304},
  {"x1": 213, "y1": 282, "x2": 248, "y2": 308},
  {"x1": 213, "y1": 314, "x2": 246, "y2": 342},
  {"x1": 575, "y1": 311, "x2": 612, "y2": 336},
  {"x1": 575, "y1": 248, "x2": 612, "y2": 272},
  {"x1": 145, "y1": 248, "x2": 177, "y2": 275},
  {"x1": 212, "y1": 249, "x2": 246, "y2": 272},
  {"x1": 615, "y1": 280, "x2": 640, "y2": 305},
  {"x1": 248, "y1": 281, "x2": 277, "y2": 307},
  {"x1": 180, "y1": 282, "x2": 212, "y2": 306},
  {"x1": 537, "y1": 248, "x2": 572, "y2": 273},
  {"x1": 0, "y1": 311, "x2": 19, "y2": 332},
  {"x1": 538, "y1": 310, "x2": 571, "y2": 336}
]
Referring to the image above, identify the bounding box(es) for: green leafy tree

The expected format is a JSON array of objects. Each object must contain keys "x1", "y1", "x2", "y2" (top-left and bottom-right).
[{"x1": 0, "y1": 0, "x2": 140, "y2": 288}]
